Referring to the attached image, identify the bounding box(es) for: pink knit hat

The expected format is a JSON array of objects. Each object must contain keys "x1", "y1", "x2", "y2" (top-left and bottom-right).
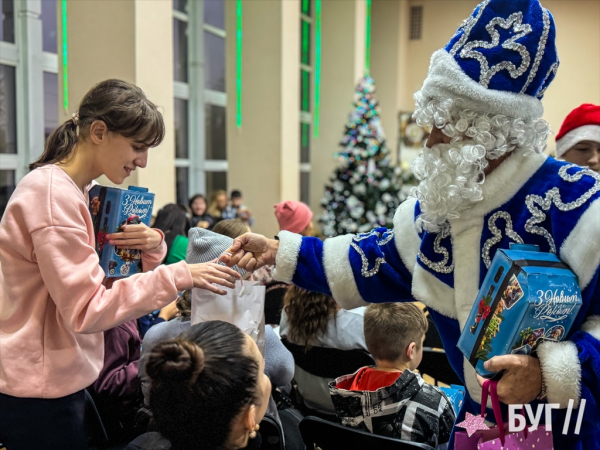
[{"x1": 274, "y1": 201, "x2": 313, "y2": 234}]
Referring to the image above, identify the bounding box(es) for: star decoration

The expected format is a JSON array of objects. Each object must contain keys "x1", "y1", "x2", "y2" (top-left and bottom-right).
[
  {"x1": 460, "y1": 12, "x2": 533, "y2": 87},
  {"x1": 456, "y1": 412, "x2": 490, "y2": 437}
]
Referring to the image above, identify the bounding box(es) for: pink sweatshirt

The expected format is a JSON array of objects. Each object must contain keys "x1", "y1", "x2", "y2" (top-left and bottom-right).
[{"x1": 0, "y1": 165, "x2": 193, "y2": 399}]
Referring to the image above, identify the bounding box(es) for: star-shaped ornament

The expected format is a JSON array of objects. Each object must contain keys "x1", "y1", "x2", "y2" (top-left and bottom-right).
[{"x1": 456, "y1": 412, "x2": 490, "y2": 437}]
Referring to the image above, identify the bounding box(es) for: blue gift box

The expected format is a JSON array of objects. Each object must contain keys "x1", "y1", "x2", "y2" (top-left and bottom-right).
[
  {"x1": 89, "y1": 185, "x2": 155, "y2": 278},
  {"x1": 439, "y1": 384, "x2": 465, "y2": 416},
  {"x1": 458, "y1": 244, "x2": 582, "y2": 378}
]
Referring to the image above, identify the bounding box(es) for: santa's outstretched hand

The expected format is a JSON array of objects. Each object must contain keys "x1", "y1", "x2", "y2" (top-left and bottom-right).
[{"x1": 220, "y1": 232, "x2": 279, "y2": 272}]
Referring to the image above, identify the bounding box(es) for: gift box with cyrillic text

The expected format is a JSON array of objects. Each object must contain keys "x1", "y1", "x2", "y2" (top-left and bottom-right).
[
  {"x1": 89, "y1": 185, "x2": 154, "y2": 277},
  {"x1": 458, "y1": 243, "x2": 582, "y2": 378}
]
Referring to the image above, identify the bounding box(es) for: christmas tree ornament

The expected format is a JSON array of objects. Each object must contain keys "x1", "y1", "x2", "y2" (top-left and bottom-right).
[{"x1": 319, "y1": 76, "x2": 417, "y2": 236}]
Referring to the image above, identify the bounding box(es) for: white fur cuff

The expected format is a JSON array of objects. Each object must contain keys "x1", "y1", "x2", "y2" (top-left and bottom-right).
[
  {"x1": 272, "y1": 231, "x2": 302, "y2": 284},
  {"x1": 393, "y1": 197, "x2": 420, "y2": 275},
  {"x1": 537, "y1": 340, "x2": 581, "y2": 408},
  {"x1": 560, "y1": 197, "x2": 600, "y2": 291},
  {"x1": 581, "y1": 316, "x2": 600, "y2": 342},
  {"x1": 323, "y1": 234, "x2": 367, "y2": 310}
]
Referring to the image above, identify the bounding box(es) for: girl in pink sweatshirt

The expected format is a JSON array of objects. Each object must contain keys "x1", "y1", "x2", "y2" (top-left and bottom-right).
[{"x1": 0, "y1": 79, "x2": 240, "y2": 450}]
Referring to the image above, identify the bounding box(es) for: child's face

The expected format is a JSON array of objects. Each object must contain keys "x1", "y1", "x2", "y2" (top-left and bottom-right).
[
  {"x1": 191, "y1": 197, "x2": 207, "y2": 216},
  {"x1": 217, "y1": 194, "x2": 228, "y2": 210},
  {"x1": 231, "y1": 196, "x2": 243, "y2": 208}
]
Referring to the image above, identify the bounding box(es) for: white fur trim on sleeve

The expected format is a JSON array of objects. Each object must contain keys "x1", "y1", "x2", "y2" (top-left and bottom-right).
[
  {"x1": 393, "y1": 197, "x2": 420, "y2": 275},
  {"x1": 560, "y1": 197, "x2": 600, "y2": 291},
  {"x1": 415, "y1": 50, "x2": 544, "y2": 120},
  {"x1": 537, "y1": 340, "x2": 581, "y2": 408},
  {"x1": 323, "y1": 234, "x2": 367, "y2": 310},
  {"x1": 412, "y1": 264, "x2": 457, "y2": 319},
  {"x1": 272, "y1": 230, "x2": 302, "y2": 284},
  {"x1": 581, "y1": 316, "x2": 600, "y2": 342},
  {"x1": 556, "y1": 125, "x2": 600, "y2": 158}
]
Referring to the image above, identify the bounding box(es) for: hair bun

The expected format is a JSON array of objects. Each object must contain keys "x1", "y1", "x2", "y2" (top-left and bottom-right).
[{"x1": 146, "y1": 339, "x2": 205, "y2": 384}]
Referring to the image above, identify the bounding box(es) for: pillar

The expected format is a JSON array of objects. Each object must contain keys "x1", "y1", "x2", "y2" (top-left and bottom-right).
[
  {"x1": 58, "y1": 0, "x2": 175, "y2": 209},
  {"x1": 225, "y1": 0, "x2": 300, "y2": 237},
  {"x1": 309, "y1": 0, "x2": 367, "y2": 224}
]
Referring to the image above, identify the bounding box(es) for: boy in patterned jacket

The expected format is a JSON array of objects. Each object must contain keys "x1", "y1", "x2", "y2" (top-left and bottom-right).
[{"x1": 329, "y1": 303, "x2": 455, "y2": 450}]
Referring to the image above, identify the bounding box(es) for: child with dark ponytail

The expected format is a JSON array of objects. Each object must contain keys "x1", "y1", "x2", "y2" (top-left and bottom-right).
[
  {"x1": 130, "y1": 321, "x2": 271, "y2": 450},
  {"x1": 0, "y1": 79, "x2": 240, "y2": 450}
]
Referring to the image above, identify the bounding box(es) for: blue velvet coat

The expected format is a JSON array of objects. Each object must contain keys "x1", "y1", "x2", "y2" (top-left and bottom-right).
[{"x1": 273, "y1": 151, "x2": 600, "y2": 450}]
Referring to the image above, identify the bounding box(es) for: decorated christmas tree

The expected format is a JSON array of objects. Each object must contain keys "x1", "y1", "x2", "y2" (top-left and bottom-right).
[{"x1": 320, "y1": 76, "x2": 409, "y2": 237}]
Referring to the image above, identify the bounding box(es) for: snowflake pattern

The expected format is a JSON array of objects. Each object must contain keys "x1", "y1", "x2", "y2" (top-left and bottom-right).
[
  {"x1": 351, "y1": 230, "x2": 395, "y2": 277},
  {"x1": 449, "y1": 0, "x2": 491, "y2": 56},
  {"x1": 459, "y1": 12, "x2": 532, "y2": 87},
  {"x1": 482, "y1": 211, "x2": 524, "y2": 269},
  {"x1": 418, "y1": 228, "x2": 454, "y2": 274},
  {"x1": 524, "y1": 165, "x2": 600, "y2": 252}
]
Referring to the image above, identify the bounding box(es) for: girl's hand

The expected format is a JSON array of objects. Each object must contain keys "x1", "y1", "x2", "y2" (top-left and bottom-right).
[
  {"x1": 187, "y1": 262, "x2": 241, "y2": 295},
  {"x1": 107, "y1": 224, "x2": 163, "y2": 252},
  {"x1": 158, "y1": 300, "x2": 179, "y2": 321}
]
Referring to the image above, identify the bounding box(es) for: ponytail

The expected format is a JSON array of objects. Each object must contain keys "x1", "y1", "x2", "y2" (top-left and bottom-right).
[{"x1": 30, "y1": 119, "x2": 79, "y2": 170}]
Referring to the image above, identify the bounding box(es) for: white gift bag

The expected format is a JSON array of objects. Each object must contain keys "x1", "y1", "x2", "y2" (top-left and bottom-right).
[{"x1": 191, "y1": 281, "x2": 266, "y2": 356}]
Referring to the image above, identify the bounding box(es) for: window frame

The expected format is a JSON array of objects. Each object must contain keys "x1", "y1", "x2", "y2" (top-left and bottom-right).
[
  {"x1": 0, "y1": 0, "x2": 58, "y2": 182},
  {"x1": 173, "y1": 0, "x2": 228, "y2": 202}
]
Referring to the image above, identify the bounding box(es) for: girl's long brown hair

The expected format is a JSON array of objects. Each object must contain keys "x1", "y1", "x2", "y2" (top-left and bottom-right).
[
  {"x1": 207, "y1": 190, "x2": 227, "y2": 218},
  {"x1": 283, "y1": 285, "x2": 339, "y2": 349},
  {"x1": 31, "y1": 79, "x2": 165, "y2": 170}
]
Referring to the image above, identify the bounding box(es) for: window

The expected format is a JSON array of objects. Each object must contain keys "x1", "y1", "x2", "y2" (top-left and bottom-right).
[
  {"x1": 409, "y1": 6, "x2": 423, "y2": 41},
  {"x1": 41, "y1": 0, "x2": 57, "y2": 53},
  {"x1": 173, "y1": 15, "x2": 188, "y2": 83},
  {"x1": 0, "y1": 0, "x2": 59, "y2": 218},
  {"x1": 174, "y1": 0, "x2": 228, "y2": 205},
  {"x1": 205, "y1": 104, "x2": 226, "y2": 160},
  {"x1": 0, "y1": 0, "x2": 15, "y2": 43},
  {"x1": 43, "y1": 71, "x2": 58, "y2": 143},
  {"x1": 204, "y1": 31, "x2": 225, "y2": 92},
  {"x1": 0, "y1": 64, "x2": 17, "y2": 155},
  {"x1": 0, "y1": 169, "x2": 15, "y2": 217},
  {"x1": 299, "y1": 1, "x2": 313, "y2": 204}
]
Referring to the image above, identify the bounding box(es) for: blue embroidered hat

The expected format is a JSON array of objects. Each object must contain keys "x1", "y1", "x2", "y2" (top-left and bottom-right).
[{"x1": 416, "y1": 0, "x2": 559, "y2": 120}]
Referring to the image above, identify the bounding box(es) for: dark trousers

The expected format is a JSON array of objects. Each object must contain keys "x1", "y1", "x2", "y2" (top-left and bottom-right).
[{"x1": 0, "y1": 390, "x2": 87, "y2": 450}]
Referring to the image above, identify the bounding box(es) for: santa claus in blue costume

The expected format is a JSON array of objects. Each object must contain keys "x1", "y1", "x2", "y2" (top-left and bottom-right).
[{"x1": 223, "y1": 0, "x2": 600, "y2": 448}]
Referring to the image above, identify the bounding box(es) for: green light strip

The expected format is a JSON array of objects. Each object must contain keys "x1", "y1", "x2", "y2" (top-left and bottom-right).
[
  {"x1": 314, "y1": 0, "x2": 321, "y2": 138},
  {"x1": 61, "y1": 0, "x2": 68, "y2": 110},
  {"x1": 365, "y1": 0, "x2": 371, "y2": 75},
  {"x1": 301, "y1": 123, "x2": 309, "y2": 149},
  {"x1": 301, "y1": 70, "x2": 310, "y2": 112},
  {"x1": 236, "y1": 0, "x2": 242, "y2": 128},
  {"x1": 301, "y1": 20, "x2": 310, "y2": 65},
  {"x1": 302, "y1": 0, "x2": 310, "y2": 16}
]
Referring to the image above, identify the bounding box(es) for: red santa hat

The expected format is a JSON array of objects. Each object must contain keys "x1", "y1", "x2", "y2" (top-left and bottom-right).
[{"x1": 555, "y1": 104, "x2": 600, "y2": 158}]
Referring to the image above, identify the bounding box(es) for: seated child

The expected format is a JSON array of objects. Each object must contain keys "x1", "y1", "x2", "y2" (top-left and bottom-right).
[
  {"x1": 223, "y1": 189, "x2": 254, "y2": 226},
  {"x1": 329, "y1": 303, "x2": 455, "y2": 450}
]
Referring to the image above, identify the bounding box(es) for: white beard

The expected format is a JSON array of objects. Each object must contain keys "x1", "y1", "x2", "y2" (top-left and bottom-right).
[{"x1": 411, "y1": 141, "x2": 489, "y2": 233}]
